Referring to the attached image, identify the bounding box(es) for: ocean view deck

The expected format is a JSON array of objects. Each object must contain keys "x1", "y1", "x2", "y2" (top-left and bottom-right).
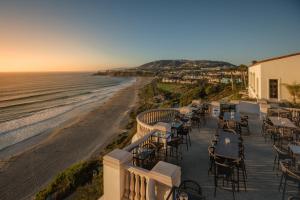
[
  {"x1": 103, "y1": 102, "x2": 300, "y2": 200},
  {"x1": 180, "y1": 114, "x2": 297, "y2": 199}
]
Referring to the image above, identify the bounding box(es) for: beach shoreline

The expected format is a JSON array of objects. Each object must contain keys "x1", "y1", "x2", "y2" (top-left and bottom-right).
[{"x1": 0, "y1": 76, "x2": 151, "y2": 200}]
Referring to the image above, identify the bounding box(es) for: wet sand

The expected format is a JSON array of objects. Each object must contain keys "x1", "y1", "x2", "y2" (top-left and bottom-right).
[{"x1": 0, "y1": 77, "x2": 151, "y2": 200}]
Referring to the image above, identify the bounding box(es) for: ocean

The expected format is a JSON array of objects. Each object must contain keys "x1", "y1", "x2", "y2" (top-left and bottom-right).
[{"x1": 0, "y1": 72, "x2": 134, "y2": 150}]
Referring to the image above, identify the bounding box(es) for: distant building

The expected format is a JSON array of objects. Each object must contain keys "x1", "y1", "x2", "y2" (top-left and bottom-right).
[
  {"x1": 161, "y1": 77, "x2": 197, "y2": 84},
  {"x1": 248, "y1": 52, "x2": 300, "y2": 102},
  {"x1": 220, "y1": 77, "x2": 230, "y2": 84}
]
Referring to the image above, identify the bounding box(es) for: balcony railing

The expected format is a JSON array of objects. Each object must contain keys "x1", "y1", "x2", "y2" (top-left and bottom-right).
[
  {"x1": 135, "y1": 108, "x2": 179, "y2": 141},
  {"x1": 103, "y1": 110, "x2": 181, "y2": 200}
]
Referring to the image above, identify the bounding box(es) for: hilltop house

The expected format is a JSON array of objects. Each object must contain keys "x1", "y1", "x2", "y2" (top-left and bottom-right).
[{"x1": 248, "y1": 52, "x2": 300, "y2": 102}]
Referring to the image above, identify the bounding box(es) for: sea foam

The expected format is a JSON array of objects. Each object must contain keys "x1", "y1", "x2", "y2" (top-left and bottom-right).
[{"x1": 0, "y1": 78, "x2": 135, "y2": 150}]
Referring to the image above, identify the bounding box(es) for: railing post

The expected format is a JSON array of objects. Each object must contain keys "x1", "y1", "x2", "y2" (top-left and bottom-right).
[
  {"x1": 140, "y1": 176, "x2": 146, "y2": 200},
  {"x1": 129, "y1": 172, "x2": 135, "y2": 200},
  {"x1": 134, "y1": 174, "x2": 140, "y2": 200},
  {"x1": 103, "y1": 149, "x2": 132, "y2": 200},
  {"x1": 149, "y1": 161, "x2": 181, "y2": 200},
  {"x1": 124, "y1": 171, "x2": 130, "y2": 200}
]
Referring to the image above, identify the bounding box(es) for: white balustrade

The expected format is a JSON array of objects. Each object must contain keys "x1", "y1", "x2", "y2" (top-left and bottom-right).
[
  {"x1": 135, "y1": 109, "x2": 179, "y2": 141},
  {"x1": 103, "y1": 148, "x2": 181, "y2": 200},
  {"x1": 103, "y1": 108, "x2": 189, "y2": 200}
]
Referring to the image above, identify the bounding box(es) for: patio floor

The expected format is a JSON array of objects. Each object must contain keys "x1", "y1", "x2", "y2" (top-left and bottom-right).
[{"x1": 178, "y1": 114, "x2": 299, "y2": 200}]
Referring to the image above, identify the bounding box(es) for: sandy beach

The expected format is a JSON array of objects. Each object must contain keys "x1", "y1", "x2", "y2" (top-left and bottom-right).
[{"x1": 0, "y1": 77, "x2": 151, "y2": 200}]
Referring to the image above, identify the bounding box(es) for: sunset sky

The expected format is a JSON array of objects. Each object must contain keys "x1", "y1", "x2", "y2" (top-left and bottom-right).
[{"x1": 0, "y1": 0, "x2": 300, "y2": 72}]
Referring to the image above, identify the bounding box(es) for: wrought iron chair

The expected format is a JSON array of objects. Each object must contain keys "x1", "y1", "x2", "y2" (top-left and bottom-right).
[
  {"x1": 166, "y1": 180, "x2": 206, "y2": 200},
  {"x1": 214, "y1": 160, "x2": 236, "y2": 200}
]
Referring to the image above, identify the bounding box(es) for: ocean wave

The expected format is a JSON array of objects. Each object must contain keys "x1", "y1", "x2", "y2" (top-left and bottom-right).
[
  {"x1": 0, "y1": 78, "x2": 135, "y2": 150},
  {"x1": 0, "y1": 82, "x2": 118, "y2": 103}
]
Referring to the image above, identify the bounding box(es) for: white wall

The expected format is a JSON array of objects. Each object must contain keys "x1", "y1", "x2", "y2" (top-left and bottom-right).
[
  {"x1": 248, "y1": 64, "x2": 261, "y2": 99},
  {"x1": 248, "y1": 54, "x2": 300, "y2": 102}
]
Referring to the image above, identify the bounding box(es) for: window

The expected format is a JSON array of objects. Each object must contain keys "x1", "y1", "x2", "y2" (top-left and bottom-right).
[{"x1": 269, "y1": 79, "x2": 278, "y2": 99}]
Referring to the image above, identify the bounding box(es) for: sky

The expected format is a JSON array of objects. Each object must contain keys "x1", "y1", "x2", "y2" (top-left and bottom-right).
[{"x1": 0, "y1": 0, "x2": 299, "y2": 72}]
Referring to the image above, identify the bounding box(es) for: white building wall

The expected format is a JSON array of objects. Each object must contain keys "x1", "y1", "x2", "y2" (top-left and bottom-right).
[
  {"x1": 248, "y1": 54, "x2": 300, "y2": 102},
  {"x1": 260, "y1": 55, "x2": 300, "y2": 101},
  {"x1": 248, "y1": 64, "x2": 261, "y2": 99}
]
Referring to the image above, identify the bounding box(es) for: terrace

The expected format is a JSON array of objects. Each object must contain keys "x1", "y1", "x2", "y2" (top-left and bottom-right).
[{"x1": 102, "y1": 101, "x2": 300, "y2": 200}]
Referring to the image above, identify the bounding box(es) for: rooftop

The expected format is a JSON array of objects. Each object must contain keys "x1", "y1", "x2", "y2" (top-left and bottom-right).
[{"x1": 250, "y1": 52, "x2": 300, "y2": 67}]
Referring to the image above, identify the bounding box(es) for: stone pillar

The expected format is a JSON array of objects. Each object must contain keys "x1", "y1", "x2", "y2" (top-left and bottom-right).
[
  {"x1": 149, "y1": 161, "x2": 181, "y2": 200},
  {"x1": 103, "y1": 149, "x2": 132, "y2": 200}
]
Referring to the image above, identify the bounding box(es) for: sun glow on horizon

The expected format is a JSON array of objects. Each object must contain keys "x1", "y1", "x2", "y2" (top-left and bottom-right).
[{"x1": 0, "y1": 11, "x2": 133, "y2": 72}]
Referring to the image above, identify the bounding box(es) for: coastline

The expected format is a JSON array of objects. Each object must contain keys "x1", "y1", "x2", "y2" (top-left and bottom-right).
[{"x1": 0, "y1": 77, "x2": 152, "y2": 200}]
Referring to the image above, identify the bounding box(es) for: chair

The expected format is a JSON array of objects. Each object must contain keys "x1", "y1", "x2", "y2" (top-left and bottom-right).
[
  {"x1": 177, "y1": 126, "x2": 191, "y2": 150},
  {"x1": 167, "y1": 136, "x2": 183, "y2": 164},
  {"x1": 191, "y1": 114, "x2": 201, "y2": 128},
  {"x1": 208, "y1": 146, "x2": 215, "y2": 175},
  {"x1": 238, "y1": 115, "x2": 250, "y2": 134},
  {"x1": 293, "y1": 128, "x2": 300, "y2": 142},
  {"x1": 177, "y1": 180, "x2": 206, "y2": 200},
  {"x1": 166, "y1": 180, "x2": 206, "y2": 200},
  {"x1": 222, "y1": 128, "x2": 238, "y2": 135},
  {"x1": 233, "y1": 157, "x2": 247, "y2": 192},
  {"x1": 132, "y1": 143, "x2": 157, "y2": 169},
  {"x1": 226, "y1": 120, "x2": 238, "y2": 131},
  {"x1": 279, "y1": 162, "x2": 300, "y2": 200},
  {"x1": 262, "y1": 120, "x2": 278, "y2": 143},
  {"x1": 218, "y1": 116, "x2": 227, "y2": 129},
  {"x1": 198, "y1": 108, "x2": 207, "y2": 125},
  {"x1": 214, "y1": 160, "x2": 236, "y2": 200},
  {"x1": 288, "y1": 196, "x2": 300, "y2": 200},
  {"x1": 273, "y1": 145, "x2": 292, "y2": 171}
]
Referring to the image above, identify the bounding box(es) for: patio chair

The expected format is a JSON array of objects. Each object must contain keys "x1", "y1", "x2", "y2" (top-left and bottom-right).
[
  {"x1": 191, "y1": 114, "x2": 201, "y2": 128},
  {"x1": 278, "y1": 162, "x2": 300, "y2": 200},
  {"x1": 226, "y1": 120, "x2": 238, "y2": 131},
  {"x1": 208, "y1": 146, "x2": 215, "y2": 175},
  {"x1": 199, "y1": 108, "x2": 207, "y2": 125},
  {"x1": 273, "y1": 145, "x2": 292, "y2": 171},
  {"x1": 177, "y1": 180, "x2": 206, "y2": 200},
  {"x1": 167, "y1": 136, "x2": 183, "y2": 164},
  {"x1": 166, "y1": 180, "x2": 206, "y2": 200},
  {"x1": 233, "y1": 157, "x2": 247, "y2": 192},
  {"x1": 177, "y1": 126, "x2": 191, "y2": 150},
  {"x1": 292, "y1": 114, "x2": 300, "y2": 127},
  {"x1": 238, "y1": 115, "x2": 250, "y2": 134},
  {"x1": 222, "y1": 128, "x2": 238, "y2": 135},
  {"x1": 292, "y1": 128, "x2": 300, "y2": 142},
  {"x1": 218, "y1": 116, "x2": 227, "y2": 129},
  {"x1": 288, "y1": 196, "x2": 300, "y2": 200},
  {"x1": 132, "y1": 143, "x2": 157, "y2": 169},
  {"x1": 262, "y1": 120, "x2": 278, "y2": 143},
  {"x1": 214, "y1": 160, "x2": 236, "y2": 200}
]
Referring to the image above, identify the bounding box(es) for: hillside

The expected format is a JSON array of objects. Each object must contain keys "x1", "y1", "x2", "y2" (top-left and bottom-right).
[{"x1": 138, "y1": 59, "x2": 236, "y2": 70}]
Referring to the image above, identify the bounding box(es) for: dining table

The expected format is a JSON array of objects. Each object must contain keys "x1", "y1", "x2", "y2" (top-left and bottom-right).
[
  {"x1": 222, "y1": 112, "x2": 241, "y2": 122},
  {"x1": 289, "y1": 144, "x2": 300, "y2": 156},
  {"x1": 214, "y1": 131, "x2": 240, "y2": 160},
  {"x1": 268, "y1": 116, "x2": 297, "y2": 129},
  {"x1": 268, "y1": 108, "x2": 291, "y2": 115},
  {"x1": 288, "y1": 144, "x2": 300, "y2": 165}
]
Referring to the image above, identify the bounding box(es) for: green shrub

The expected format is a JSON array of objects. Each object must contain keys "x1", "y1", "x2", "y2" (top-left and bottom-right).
[{"x1": 35, "y1": 159, "x2": 101, "y2": 200}]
